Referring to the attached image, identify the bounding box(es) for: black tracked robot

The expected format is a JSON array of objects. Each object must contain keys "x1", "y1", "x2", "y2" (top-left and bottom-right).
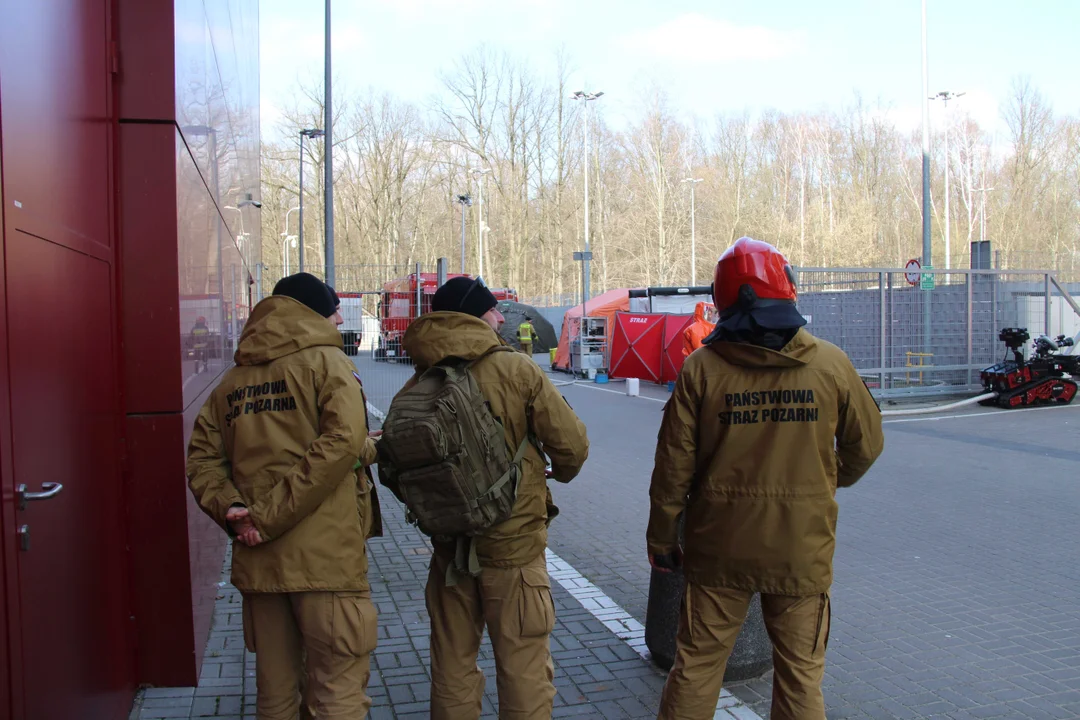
[{"x1": 980, "y1": 327, "x2": 1079, "y2": 408}]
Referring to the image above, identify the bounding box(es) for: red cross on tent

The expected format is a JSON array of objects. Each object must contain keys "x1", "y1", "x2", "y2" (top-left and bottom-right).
[{"x1": 609, "y1": 312, "x2": 666, "y2": 383}]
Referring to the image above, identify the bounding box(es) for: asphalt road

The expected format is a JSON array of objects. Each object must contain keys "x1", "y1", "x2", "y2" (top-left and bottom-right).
[{"x1": 356, "y1": 355, "x2": 1080, "y2": 718}]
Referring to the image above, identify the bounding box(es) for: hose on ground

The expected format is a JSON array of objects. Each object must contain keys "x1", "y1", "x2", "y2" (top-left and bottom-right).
[
  {"x1": 547, "y1": 369, "x2": 1001, "y2": 416},
  {"x1": 880, "y1": 393, "x2": 996, "y2": 416}
]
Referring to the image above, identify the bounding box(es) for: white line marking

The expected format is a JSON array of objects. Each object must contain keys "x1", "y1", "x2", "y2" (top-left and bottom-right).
[
  {"x1": 570, "y1": 382, "x2": 668, "y2": 403},
  {"x1": 883, "y1": 402, "x2": 1080, "y2": 424},
  {"x1": 545, "y1": 548, "x2": 763, "y2": 720},
  {"x1": 366, "y1": 400, "x2": 386, "y2": 422},
  {"x1": 371, "y1": 397, "x2": 759, "y2": 717}
]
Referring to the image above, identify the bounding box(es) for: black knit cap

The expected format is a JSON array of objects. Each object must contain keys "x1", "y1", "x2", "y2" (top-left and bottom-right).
[
  {"x1": 272, "y1": 273, "x2": 336, "y2": 318},
  {"x1": 432, "y1": 276, "x2": 498, "y2": 319}
]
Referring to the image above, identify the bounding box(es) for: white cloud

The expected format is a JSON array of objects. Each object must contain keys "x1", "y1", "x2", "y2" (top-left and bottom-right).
[{"x1": 620, "y1": 13, "x2": 805, "y2": 64}]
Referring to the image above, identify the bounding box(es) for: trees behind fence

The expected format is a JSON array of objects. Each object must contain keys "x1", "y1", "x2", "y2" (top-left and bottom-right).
[{"x1": 259, "y1": 52, "x2": 1080, "y2": 303}]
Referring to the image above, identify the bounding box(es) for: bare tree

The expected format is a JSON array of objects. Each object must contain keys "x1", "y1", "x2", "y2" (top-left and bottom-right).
[{"x1": 257, "y1": 64, "x2": 1079, "y2": 300}]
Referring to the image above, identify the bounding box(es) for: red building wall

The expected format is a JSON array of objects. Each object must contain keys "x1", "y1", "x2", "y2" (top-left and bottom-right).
[
  {"x1": 0, "y1": 1, "x2": 260, "y2": 715},
  {"x1": 1, "y1": 0, "x2": 135, "y2": 716},
  {"x1": 116, "y1": 0, "x2": 261, "y2": 687}
]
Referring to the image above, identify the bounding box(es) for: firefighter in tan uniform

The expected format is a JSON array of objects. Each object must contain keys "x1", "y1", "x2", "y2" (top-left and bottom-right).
[
  {"x1": 188, "y1": 272, "x2": 382, "y2": 719},
  {"x1": 389, "y1": 276, "x2": 590, "y2": 720},
  {"x1": 648, "y1": 238, "x2": 884, "y2": 720}
]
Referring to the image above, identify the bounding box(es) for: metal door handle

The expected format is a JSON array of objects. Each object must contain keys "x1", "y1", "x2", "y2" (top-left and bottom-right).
[{"x1": 15, "y1": 482, "x2": 63, "y2": 511}]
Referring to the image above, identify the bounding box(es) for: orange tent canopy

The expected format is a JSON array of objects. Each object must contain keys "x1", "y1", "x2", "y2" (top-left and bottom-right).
[{"x1": 553, "y1": 288, "x2": 632, "y2": 370}]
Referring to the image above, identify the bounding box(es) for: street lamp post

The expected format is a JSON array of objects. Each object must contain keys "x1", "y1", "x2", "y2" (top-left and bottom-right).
[
  {"x1": 920, "y1": 0, "x2": 932, "y2": 357},
  {"x1": 972, "y1": 186, "x2": 994, "y2": 245},
  {"x1": 570, "y1": 90, "x2": 604, "y2": 304},
  {"x1": 181, "y1": 125, "x2": 226, "y2": 353},
  {"x1": 224, "y1": 197, "x2": 261, "y2": 269},
  {"x1": 223, "y1": 205, "x2": 246, "y2": 262},
  {"x1": 281, "y1": 236, "x2": 298, "y2": 275},
  {"x1": 298, "y1": 128, "x2": 325, "y2": 273},
  {"x1": 455, "y1": 194, "x2": 473, "y2": 273},
  {"x1": 471, "y1": 168, "x2": 492, "y2": 277},
  {"x1": 920, "y1": 0, "x2": 931, "y2": 271},
  {"x1": 931, "y1": 90, "x2": 965, "y2": 271},
  {"x1": 324, "y1": 0, "x2": 335, "y2": 287},
  {"x1": 282, "y1": 206, "x2": 300, "y2": 275},
  {"x1": 681, "y1": 178, "x2": 703, "y2": 284}
]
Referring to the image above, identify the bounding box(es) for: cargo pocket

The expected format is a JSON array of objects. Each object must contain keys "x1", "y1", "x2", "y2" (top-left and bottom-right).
[
  {"x1": 331, "y1": 592, "x2": 378, "y2": 658},
  {"x1": 813, "y1": 593, "x2": 831, "y2": 657},
  {"x1": 241, "y1": 596, "x2": 257, "y2": 653},
  {"x1": 682, "y1": 581, "x2": 694, "y2": 644},
  {"x1": 519, "y1": 566, "x2": 555, "y2": 638}
]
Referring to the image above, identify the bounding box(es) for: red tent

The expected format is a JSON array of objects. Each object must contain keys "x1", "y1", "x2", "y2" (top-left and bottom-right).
[
  {"x1": 661, "y1": 314, "x2": 695, "y2": 384},
  {"x1": 609, "y1": 313, "x2": 666, "y2": 382}
]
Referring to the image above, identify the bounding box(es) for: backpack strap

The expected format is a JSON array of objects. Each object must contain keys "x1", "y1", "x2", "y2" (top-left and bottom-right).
[
  {"x1": 476, "y1": 434, "x2": 530, "y2": 503},
  {"x1": 441, "y1": 344, "x2": 539, "y2": 587},
  {"x1": 464, "y1": 344, "x2": 516, "y2": 369}
]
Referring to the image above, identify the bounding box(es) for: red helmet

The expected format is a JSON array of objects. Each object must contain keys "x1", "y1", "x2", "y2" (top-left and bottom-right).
[
  {"x1": 196, "y1": 316, "x2": 207, "y2": 324},
  {"x1": 712, "y1": 238, "x2": 802, "y2": 328}
]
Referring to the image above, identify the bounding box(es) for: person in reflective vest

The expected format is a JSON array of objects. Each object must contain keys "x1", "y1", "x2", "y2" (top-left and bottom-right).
[{"x1": 518, "y1": 315, "x2": 536, "y2": 356}]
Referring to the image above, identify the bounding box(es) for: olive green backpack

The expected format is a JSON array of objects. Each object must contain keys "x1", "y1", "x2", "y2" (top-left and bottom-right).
[{"x1": 377, "y1": 347, "x2": 530, "y2": 584}]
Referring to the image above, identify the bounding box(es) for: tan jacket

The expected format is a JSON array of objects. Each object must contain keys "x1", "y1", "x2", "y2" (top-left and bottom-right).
[
  {"x1": 392, "y1": 312, "x2": 590, "y2": 567},
  {"x1": 647, "y1": 329, "x2": 884, "y2": 595},
  {"x1": 187, "y1": 296, "x2": 380, "y2": 593}
]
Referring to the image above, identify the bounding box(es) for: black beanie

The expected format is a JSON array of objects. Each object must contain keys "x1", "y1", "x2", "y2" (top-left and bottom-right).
[
  {"x1": 327, "y1": 286, "x2": 341, "y2": 308},
  {"x1": 432, "y1": 276, "x2": 498, "y2": 319},
  {"x1": 273, "y1": 273, "x2": 336, "y2": 318}
]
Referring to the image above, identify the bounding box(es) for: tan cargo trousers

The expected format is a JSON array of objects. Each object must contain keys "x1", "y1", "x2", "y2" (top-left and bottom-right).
[
  {"x1": 241, "y1": 591, "x2": 378, "y2": 719},
  {"x1": 658, "y1": 583, "x2": 830, "y2": 720},
  {"x1": 426, "y1": 551, "x2": 556, "y2": 720}
]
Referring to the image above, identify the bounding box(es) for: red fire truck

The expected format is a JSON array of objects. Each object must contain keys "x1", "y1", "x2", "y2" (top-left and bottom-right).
[{"x1": 375, "y1": 273, "x2": 518, "y2": 361}]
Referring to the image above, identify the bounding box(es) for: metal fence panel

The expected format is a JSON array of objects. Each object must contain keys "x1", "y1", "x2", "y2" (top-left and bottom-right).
[{"x1": 794, "y1": 268, "x2": 1080, "y2": 398}]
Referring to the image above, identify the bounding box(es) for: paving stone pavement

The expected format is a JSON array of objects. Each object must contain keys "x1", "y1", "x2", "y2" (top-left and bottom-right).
[
  {"x1": 130, "y1": 364, "x2": 1080, "y2": 720},
  {"x1": 129, "y1": 494, "x2": 759, "y2": 720}
]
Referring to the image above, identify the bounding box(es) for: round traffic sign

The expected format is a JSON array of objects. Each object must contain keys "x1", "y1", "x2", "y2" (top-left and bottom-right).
[{"x1": 905, "y1": 259, "x2": 922, "y2": 285}]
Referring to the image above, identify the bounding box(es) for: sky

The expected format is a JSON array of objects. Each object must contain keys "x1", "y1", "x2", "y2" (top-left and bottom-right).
[{"x1": 258, "y1": 0, "x2": 1080, "y2": 142}]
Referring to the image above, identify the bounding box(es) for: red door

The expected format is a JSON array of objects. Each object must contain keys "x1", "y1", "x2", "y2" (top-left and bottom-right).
[
  {"x1": 7, "y1": 232, "x2": 133, "y2": 719},
  {"x1": 0, "y1": 0, "x2": 134, "y2": 715}
]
